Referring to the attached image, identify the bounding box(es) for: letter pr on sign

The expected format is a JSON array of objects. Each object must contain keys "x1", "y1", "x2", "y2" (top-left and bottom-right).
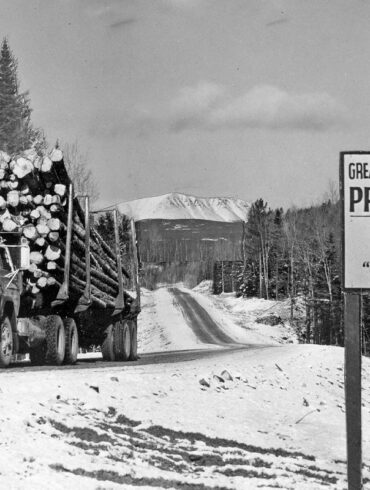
[{"x1": 341, "y1": 151, "x2": 370, "y2": 290}]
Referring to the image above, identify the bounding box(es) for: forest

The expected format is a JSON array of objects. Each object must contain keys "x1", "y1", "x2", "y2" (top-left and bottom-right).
[{"x1": 237, "y1": 194, "x2": 370, "y2": 354}]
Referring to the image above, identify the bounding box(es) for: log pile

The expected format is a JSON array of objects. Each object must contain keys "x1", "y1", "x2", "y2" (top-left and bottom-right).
[{"x1": 0, "y1": 147, "x2": 128, "y2": 310}]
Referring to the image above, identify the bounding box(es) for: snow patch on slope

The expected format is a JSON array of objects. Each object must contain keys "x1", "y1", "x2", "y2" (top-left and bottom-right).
[
  {"x1": 189, "y1": 281, "x2": 299, "y2": 345},
  {"x1": 118, "y1": 192, "x2": 249, "y2": 222},
  {"x1": 138, "y1": 284, "x2": 297, "y2": 353}
]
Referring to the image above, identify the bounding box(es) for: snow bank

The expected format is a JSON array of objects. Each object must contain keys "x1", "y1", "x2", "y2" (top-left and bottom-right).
[
  {"x1": 0, "y1": 344, "x2": 369, "y2": 489},
  {"x1": 192, "y1": 279, "x2": 213, "y2": 294},
  {"x1": 187, "y1": 284, "x2": 298, "y2": 345},
  {"x1": 138, "y1": 283, "x2": 298, "y2": 355}
]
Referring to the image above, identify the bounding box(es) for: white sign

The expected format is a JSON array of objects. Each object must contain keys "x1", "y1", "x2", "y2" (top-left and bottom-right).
[{"x1": 341, "y1": 152, "x2": 370, "y2": 289}]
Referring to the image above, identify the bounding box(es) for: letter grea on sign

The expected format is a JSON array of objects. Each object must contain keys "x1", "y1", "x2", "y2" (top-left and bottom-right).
[{"x1": 341, "y1": 151, "x2": 370, "y2": 289}]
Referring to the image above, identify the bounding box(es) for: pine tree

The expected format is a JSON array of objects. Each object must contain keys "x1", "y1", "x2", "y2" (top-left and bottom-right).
[
  {"x1": 239, "y1": 199, "x2": 276, "y2": 299},
  {"x1": 270, "y1": 207, "x2": 285, "y2": 299},
  {"x1": 0, "y1": 38, "x2": 45, "y2": 153}
]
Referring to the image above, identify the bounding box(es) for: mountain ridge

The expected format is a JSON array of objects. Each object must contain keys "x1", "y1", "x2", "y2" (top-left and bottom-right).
[{"x1": 117, "y1": 192, "x2": 249, "y2": 222}]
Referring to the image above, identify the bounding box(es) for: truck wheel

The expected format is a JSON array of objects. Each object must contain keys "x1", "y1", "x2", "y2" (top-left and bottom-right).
[
  {"x1": 102, "y1": 325, "x2": 115, "y2": 361},
  {"x1": 29, "y1": 342, "x2": 47, "y2": 366},
  {"x1": 114, "y1": 320, "x2": 131, "y2": 361},
  {"x1": 63, "y1": 318, "x2": 78, "y2": 365},
  {"x1": 45, "y1": 315, "x2": 65, "y2": 365},
  {"x1": 129, "y1": 319, "x2": 138, "y2": 361},
  {"x1": 0, "y1": 317, "x2": 13, "y2": 367}
]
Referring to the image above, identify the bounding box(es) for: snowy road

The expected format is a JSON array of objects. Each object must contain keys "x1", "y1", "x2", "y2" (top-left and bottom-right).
[
  {"x1": 7, "y1": 345, "x2": 265, "y2": 372},
  {"x1": 170, "y1": 287, "x2": 238, "y2": 345}
]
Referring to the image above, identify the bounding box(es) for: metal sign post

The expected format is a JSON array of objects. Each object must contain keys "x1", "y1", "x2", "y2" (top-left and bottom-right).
[
  {"x1": 340, "y1": 152, "x2": 366, "y2": 490},
  {"x1": 344, "y1": 293, "x2": 362, "y2": 490}
]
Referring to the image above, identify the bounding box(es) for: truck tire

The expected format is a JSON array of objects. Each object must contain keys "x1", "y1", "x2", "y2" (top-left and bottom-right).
[
  {"x1": 63, "y1": 318, "x2": 78, "y2": 365},
  {"x1": 114, "y1": 320, "x2": 131, "y2": 361},
  {"x1": 129, "y1": 319, "x2": 138, "y2": 361},
  {"x1": 102, "y1": 325, "x2": 115, "y2": 361},
  {"x1": 45, "y1": 315, "x2": 65, "y2": 365},
  {"x1": 0, "y1": 317, "x2": 13, "y2": 367},
  {"x1": 29, "y1": 342, "x2": 47, "y2": 366}
]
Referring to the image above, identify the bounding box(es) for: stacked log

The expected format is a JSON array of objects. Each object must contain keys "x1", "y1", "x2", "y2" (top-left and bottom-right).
[{"x1": 0, "y1": 147, "x2": 129, "y2": 310}]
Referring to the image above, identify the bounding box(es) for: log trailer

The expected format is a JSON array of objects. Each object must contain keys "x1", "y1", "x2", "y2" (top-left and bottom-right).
[{"x1": 0, "y1": 148, "x2": 140, "y2": 368}]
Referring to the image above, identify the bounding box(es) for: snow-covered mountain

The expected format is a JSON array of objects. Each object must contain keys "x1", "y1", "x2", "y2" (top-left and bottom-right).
[{"x1": 118, "y1": 192, "x2": 249, "y2": 222}]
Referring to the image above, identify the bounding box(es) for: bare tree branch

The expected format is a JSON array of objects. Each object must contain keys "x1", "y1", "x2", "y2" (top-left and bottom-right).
[{"x1": 62, "y1": 140, "x2": 99, "y2": 203}]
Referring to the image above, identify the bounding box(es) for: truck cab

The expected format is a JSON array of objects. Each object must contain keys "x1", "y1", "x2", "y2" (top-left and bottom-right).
[{"x1": 0, "y1": 232, "x2": 29, "y2": 366}]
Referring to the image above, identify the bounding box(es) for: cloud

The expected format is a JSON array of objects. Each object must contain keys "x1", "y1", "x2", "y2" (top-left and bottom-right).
[
  {"x1": 109, "y1": 17, "x2": 137, "y2": 29},
  {"x1": 159, "y1": 0, "x2": 211, "y2": 14},
  {"x1": 208, "y1": 85, "x2": 347, "y2": 131},
  {"x1": 161, "y1": 0, "x2": 205, "y2": 10},
  {"x1": 167, "y1": 82, "x2": 225, "y2": 131},
  {"x1": 135, "y1": 83, "x2": 347, "y2": 133},
  {"x1": 84, "y1": 0, "x2": 136, "y2": 26},
  {"x1": 266, "y1": 17, "x2": 289, "y2": 27},
  {"x1": 90, "y1": 83, "x2": 347, "y2": 138}
]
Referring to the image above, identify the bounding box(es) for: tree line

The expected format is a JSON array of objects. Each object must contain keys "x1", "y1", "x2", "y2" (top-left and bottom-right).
[
  {"x1": 0, "y1": 37, "x2": 98, "y2": 200},
  {"x1": 0, "y1": 38, "x2": 45, "y2": 153},
  {"x1": 239, "y1": 194, "x2": 370, "y2": 353}
]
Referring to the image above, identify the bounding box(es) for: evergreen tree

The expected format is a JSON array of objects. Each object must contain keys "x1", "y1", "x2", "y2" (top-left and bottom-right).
[
  {"x1": 270, "y1": 207, "x2": 285, "y2": 299},
  {"x1": 240, "y1": 199, "x2": 277, "y2": 299},
  {"x1": 0, "y1": 38, "x2": 45, "y2": 153},
  {"x1": 236, "y1": 190, "x2": 346, "y2": 348}
]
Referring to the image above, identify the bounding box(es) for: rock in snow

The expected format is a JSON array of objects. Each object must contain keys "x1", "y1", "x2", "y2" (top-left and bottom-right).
[
  {"x1": 220, "y1": 369, "x2": 233, "y2": 381},
  {"x1": 198, "y1": 376, "x2": 211, "y2": 388}
]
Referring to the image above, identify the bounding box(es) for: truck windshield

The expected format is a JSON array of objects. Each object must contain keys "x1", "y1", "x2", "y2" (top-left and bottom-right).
[
  {"x1": 0, "y1": 233, "x2": 21, "y2": 272},
  {"x1": 0, "y1": 247, "x2": 12, "y2": 274}
]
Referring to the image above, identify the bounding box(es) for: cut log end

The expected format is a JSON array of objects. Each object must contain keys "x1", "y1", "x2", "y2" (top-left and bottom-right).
[
  {"x1": 50, "y1": 148, "x2": 63, "y2": 163},
  {"x1": 45, "y1": 245, "x2": 61, "y2": 261}
]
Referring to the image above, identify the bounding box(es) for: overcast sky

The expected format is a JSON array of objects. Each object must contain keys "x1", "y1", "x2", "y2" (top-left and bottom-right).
[{"x1": 1, "y1": 0, "x2": 370, "y2": 209}]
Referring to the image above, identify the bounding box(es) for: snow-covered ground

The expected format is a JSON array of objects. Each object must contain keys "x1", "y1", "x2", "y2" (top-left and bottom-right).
[
  {"x1": 186, "y1": 280, "x2": 298, "y2": 346},
  {"x1": 0, "y1": 284, "x2": 369, "y2": 489},
  {"x1": 138, "y1": 283, "x2": 297, "y2": 354}
]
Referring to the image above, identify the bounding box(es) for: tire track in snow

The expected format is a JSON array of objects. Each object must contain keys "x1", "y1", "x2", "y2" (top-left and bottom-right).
[
  {"x1": 48, "y1": 406, "x2": 342, "y2": 489},
  {"x1": 170, "y1": 287, "x2": 237, "y2": 346}
]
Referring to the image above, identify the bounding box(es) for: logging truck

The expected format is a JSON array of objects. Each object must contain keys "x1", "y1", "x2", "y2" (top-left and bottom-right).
[{"x1": 0, "y1": 147, "x2": 140, "y2": 368}]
